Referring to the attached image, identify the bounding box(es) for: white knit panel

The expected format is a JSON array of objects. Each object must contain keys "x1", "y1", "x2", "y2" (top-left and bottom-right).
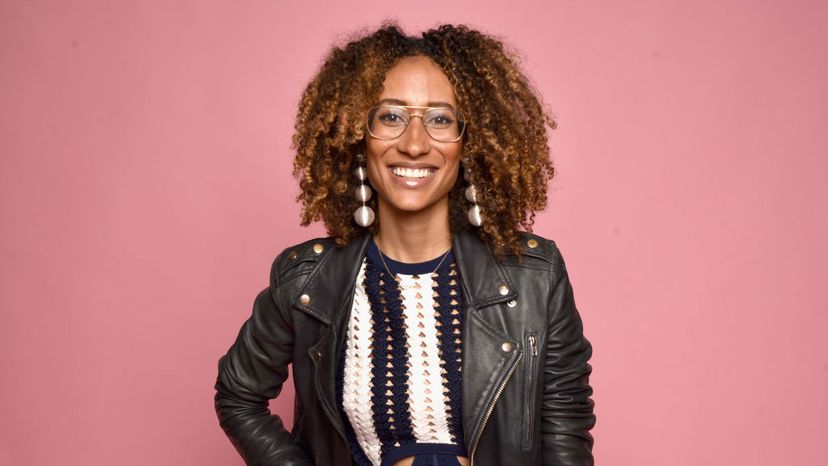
[
  {"x1": 342, "y1": 261, "x2": 382, "y2": 466},
  {"x1": 397, "y1": 273, "x2": 454, "y2": 444}
]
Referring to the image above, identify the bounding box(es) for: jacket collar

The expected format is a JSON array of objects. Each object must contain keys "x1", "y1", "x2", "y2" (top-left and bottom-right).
[
  {"x1": 291, "y1": 232, "x2": 369, "y2": 326},
  {"x1": 451, "y1": 229, "x2": 518, "y2": 309},
  {"x1": 291, "y1": 229, "x2": 517, "y2": 324}
]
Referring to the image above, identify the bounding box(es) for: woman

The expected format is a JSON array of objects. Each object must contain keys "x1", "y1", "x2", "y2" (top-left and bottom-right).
[{"x1": 214, "y1": 23, "x2": 595, "y2": 466}]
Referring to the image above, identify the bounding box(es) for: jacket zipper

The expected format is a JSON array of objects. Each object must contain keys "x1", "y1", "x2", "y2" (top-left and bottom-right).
[
  {"x1": 522, "y1": 333, "x2": 539, "y2": 450},
  {"x1": 469, "y1": 351, "x2": 523, "y2": 466}
]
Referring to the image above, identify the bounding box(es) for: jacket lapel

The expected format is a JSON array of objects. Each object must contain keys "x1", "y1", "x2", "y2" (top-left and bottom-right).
[
  {"x1": 291, "y1": 233, "x2": 370, "y2": 325},
  {"x1": 452, "y1": 230, "x2": 523, "y2": 454},
  {"x1": 291, "y1": 233, "x2": 370, "y2": 444},
  {"x1": 452, "y1": 229, "x2": 518, "y2": 309}
]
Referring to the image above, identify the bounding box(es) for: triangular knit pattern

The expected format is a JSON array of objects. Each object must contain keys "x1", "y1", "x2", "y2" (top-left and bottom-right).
[{"x1": 338, "y1": 253, "x2": 465, "y2": 466}]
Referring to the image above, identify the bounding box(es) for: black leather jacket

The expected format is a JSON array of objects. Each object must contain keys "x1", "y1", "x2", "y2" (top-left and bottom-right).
[{"x1": 214, "y1": 229, "x2": 595, "y2": 466}]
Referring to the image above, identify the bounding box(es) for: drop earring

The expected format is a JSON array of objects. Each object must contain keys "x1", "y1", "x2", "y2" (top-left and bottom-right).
[
  {"x1": 464, "y1": 164, "x2": 483, "y2": 227},
  {"x1": 353, "y1": 153, "x2": 375, "y2": 227}
]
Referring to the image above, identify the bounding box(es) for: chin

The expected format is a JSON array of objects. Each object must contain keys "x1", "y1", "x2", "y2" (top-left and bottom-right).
[
  {"x1": 379, "y1": 193, "x2": 444, "y2": 215},
  {"x1": 387, "y1": 200, "x2": 435, "y2": 214}
]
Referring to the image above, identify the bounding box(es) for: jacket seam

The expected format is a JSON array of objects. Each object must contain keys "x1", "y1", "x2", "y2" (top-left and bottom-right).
[{"x1": 502, "y1": 263, "x2": 554, "y2": 272}]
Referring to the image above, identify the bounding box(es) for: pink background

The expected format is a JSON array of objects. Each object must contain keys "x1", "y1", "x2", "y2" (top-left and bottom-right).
[{"x1": 1, "y1": 0, "x2": 826, "y2": 465}]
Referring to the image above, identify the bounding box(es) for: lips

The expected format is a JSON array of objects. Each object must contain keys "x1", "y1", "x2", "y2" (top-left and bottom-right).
[
  {"x1": 390, "y1": 166, "x2": 435, "y2": 178},
  {"x1": 385, "y1": 164, "x2": 438, "y2": 189}
]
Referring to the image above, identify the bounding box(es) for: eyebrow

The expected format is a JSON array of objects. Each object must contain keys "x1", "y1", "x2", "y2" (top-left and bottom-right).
[{"x1": 377, "y1": 98, "x2": 456, "y2": 109}]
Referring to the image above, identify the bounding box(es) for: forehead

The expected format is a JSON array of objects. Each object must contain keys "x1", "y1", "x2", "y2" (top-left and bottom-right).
[{"x1": 378, "y1": 56, "x2": 457, "y2": 107}]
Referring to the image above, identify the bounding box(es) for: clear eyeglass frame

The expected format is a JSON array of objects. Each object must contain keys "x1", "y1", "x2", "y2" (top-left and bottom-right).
[{"x1": 365, "y1": 104, "x2": 466, "y2": 143}]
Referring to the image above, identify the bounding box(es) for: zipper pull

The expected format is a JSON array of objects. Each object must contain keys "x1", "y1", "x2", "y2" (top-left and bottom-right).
[{"x1": 528, "y1": 334, "x2": 538, "y2": 357}]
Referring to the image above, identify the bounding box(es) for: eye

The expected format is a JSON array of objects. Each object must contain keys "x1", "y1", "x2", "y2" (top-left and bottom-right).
[
  {"x1": 374, "y1": 107, "x2": 408, "y2": 127},
  {"x1": 425, "y1": 110, "x2": 456, "y2": 128},
  {"x1": 430, "y1": 115, "x2": 453, "y2": 125},
  {"x1": 379, "y1": 113, "x2": 402, "y2": 123}
]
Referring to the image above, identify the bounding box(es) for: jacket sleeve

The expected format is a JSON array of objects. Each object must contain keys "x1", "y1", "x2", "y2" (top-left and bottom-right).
[
  {"x1": 541, "y1": 250, "x2": 596, "y2": 465},
  {"x1": 214, "y1": 255, "x2": 313, "y2": 466}
]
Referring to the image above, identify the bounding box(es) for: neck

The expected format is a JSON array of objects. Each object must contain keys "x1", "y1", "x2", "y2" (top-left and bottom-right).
[{"x1": 374, "y1": 198, "x2": 452, "y2": 263}]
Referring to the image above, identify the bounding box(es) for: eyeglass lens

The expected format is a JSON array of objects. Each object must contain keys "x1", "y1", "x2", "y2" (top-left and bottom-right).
[{"x1": 367, "y1": 106, "x2": 464, "y2": 142}]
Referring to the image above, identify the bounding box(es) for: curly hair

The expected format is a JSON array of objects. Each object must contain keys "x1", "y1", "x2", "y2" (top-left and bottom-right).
[{"x1": 291, "y1": 22, "x2": 557, "y2": 258}]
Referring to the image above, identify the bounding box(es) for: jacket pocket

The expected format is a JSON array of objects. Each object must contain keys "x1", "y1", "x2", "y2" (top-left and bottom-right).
[{"x1": 522, "y1": 330, "x2": 539, "y2": 451}]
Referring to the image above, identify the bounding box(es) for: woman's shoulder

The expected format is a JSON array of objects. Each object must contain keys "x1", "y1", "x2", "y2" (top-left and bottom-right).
[
  {"x1": 504, "y1": 231, "x2": 569, "y2": 274},
  {"x1": 268, "y1": 236, "x2": 337, "y2": 283}
]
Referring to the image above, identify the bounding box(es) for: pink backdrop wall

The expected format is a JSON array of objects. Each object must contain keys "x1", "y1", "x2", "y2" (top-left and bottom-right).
[{"x1": 2, "y1": 0, "x2": 826, "y2": 464}]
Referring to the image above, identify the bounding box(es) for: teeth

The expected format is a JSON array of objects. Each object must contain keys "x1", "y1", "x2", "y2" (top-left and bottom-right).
[{"x1": 391, "y1": 167, "x2": 433, "y2": 178}]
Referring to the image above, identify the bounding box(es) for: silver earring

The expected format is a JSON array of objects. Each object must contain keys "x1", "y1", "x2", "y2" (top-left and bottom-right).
[
  {"x1": 464, "y1": 164, "x2": 483, "y2": 227},
  {"x1": 353, "y1": 153, "x2": 375, "y2": 227}
]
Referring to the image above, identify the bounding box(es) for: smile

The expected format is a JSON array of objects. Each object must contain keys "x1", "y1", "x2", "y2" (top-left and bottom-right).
[{"x1": 390, "y1": 167, "x2": 435, "y2": 178}]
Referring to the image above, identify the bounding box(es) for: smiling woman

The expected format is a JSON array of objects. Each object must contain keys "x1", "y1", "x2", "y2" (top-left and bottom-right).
[{"x1": 215, "y1": 22, "x2": 595, "y2": 466}]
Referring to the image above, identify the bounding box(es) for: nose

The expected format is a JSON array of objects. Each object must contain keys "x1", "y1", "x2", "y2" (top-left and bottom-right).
[{"x1": 396, "y1": 114, "x2": 431, "y2": 158}]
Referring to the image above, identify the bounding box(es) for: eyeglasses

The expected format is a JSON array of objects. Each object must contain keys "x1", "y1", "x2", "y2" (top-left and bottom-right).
[{"x1": 366, "y1": 105, "x2": 466, "y2": 143}]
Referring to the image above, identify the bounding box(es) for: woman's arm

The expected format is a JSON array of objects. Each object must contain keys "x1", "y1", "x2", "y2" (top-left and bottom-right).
[
  {"x1": 214, "y1": 256, "x2": 313, "y2": 466},
  {"x1": 541, "y1": 249, "x2": 596, "y2": 465}
]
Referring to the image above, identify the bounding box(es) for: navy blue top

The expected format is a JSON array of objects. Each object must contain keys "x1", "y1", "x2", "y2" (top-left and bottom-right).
[
  {"x1": 335, "y1": 236, "x2": 467, "y2": 466},
  {"x1": 366, "y1": 237, "x2": 455, "y2": 275}
]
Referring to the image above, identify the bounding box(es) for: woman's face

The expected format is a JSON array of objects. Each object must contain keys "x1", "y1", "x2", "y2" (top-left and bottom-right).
[{"x1": 365, "y1": 55, "x2": 463, "y2": 221}]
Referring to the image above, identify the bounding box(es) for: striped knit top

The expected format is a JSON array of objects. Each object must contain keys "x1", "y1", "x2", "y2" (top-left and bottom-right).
[{"x1": 335, "y1": 238, "x2": 466, "y2": 466}]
